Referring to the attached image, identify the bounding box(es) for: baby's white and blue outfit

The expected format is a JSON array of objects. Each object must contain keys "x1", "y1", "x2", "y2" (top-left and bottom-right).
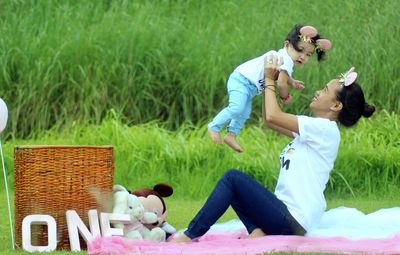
[{"x1": 208, "y1": 48, "x2": 294, "y2": 135}]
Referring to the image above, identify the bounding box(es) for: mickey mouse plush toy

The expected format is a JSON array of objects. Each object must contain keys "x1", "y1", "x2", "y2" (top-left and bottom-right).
[{"x1": 130, "y1": 183, "x2": 176, "y2": 240}]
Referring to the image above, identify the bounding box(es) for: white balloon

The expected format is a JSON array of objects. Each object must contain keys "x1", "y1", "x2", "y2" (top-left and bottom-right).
[{"x1": 0, "y1": 98, "x2": 8, "y2": 133}]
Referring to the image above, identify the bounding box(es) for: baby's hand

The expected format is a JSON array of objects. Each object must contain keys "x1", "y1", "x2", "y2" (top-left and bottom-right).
[{"x1": 291, "y1": 79, "x2": 305, "y2": 90}]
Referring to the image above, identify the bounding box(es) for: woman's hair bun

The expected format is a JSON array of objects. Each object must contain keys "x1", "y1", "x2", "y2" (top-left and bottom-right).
[{"x1": 362, "y1": 103, "x2": 375, "y2": 118}]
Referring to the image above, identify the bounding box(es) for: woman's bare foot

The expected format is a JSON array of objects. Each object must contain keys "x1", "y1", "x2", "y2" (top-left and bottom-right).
[
  {"x1": 170, "y1": 233, "x2": 192, "y2": 243},
  {"x1": 208, "y1": 128, "x2": 222, "y2": 144},
  {"x1": 223, "y1": 132, "x2": 244, "y2": 153},
  {"x1": 246, "y1": 228, "x2": 266, "y2": 239}
]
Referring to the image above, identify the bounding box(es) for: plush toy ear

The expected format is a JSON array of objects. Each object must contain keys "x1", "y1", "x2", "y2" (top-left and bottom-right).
[
  {"x1": 113, "y1": 184, "x2": 128, "y2": 193},
  {"x1": 112, "y1": 185, "x2": 129, "y2": 214},
  {"x1": 153, "y1": 183, "x2": 173, "y2": 197}
]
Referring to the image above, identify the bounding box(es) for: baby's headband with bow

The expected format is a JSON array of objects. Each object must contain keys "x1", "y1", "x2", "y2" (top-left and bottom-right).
[
  {"x1": 299, "y1": 26, "x2": 332, "y2": 52},
  {"x1": 339, "y1": 67, "x2": 358, "y2": 87}
]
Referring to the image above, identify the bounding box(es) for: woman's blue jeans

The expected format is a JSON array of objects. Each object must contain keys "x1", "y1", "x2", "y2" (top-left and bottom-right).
[{"x1": 184, "y1": 169, "x2": 305, "y2": 239}]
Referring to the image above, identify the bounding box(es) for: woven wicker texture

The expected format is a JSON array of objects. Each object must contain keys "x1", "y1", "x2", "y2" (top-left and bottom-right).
[{"x1": 14, "y1": 145, "x2": 114, "y2": 250}]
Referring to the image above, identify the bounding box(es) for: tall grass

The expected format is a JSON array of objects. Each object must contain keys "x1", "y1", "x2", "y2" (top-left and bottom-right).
[
  {"x1": 0, "y1": 0, "x2": 399, "y2": 138},
  {"x1": 1, "y1": 110, "x2": 399, "y2": 199}
]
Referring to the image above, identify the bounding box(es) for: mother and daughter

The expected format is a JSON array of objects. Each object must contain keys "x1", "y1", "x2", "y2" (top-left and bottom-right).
[{"x1": 173, "y1": 24, "x2": 375, "y2": 241}]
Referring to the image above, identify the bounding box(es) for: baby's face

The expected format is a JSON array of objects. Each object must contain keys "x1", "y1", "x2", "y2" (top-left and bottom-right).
[{"x1": 286, "y1": 41, "x2": 316, "y2": 66}]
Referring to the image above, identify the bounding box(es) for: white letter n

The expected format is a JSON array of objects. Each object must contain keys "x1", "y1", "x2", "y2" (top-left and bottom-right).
[{"x1": 66, "y1": 209, "x2": 101, "y2": 251}]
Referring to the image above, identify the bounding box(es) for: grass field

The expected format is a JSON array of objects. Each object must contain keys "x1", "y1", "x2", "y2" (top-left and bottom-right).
[
  {"x1": 1, "y1": 111, "x2": 399, "y2": 197},
  {"x1": 0, "y1": 0, "x2": 399, "y2": 138}
]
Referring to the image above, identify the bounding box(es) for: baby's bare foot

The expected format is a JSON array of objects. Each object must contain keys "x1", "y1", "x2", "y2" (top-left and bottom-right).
[
  {"x1": 208, "y1": 128, "x2": 222, "y2": 144},
  {"x1": 224, "y1": 132, "x2": 244, "y2": 153},
  {"x1": 246, "y1": 228, "x2": 266, "y2": 239},
  {"x1": 169, "y1": 233, "x2": 192, "y2": 243}
]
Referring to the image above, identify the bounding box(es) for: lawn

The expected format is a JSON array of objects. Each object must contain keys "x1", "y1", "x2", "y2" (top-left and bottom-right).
[{"x1": 1, "y1": 0, "x2": 399, "y2": 138}]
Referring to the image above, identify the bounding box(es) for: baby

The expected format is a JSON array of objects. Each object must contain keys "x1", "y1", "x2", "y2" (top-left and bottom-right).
[{"x1": 208, "y1": 24, "x2": 332, "y2": 152}]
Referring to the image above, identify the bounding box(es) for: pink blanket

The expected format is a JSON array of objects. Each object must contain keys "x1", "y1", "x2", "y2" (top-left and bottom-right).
[{"x1": 88, "y1": 231, "x2": 400, "y2": 255}]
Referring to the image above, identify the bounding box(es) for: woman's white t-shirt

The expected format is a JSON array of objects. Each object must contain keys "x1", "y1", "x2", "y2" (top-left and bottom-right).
[
  {"x1": 234, "y1": 48, "x2": 294, "y2": 93},
  {"x1": 274, "y1": 116, "x2": 340, "y2": 232}
]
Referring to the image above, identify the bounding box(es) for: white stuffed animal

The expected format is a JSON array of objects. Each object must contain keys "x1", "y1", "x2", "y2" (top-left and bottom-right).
[{"x1": 112, "y1": 184, "x2": 166, "y2": 241}]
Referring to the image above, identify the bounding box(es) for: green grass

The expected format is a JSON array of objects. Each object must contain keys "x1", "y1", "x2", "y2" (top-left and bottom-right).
[
  {"x1": 0, "y1": 0, "x2": 399, "y2": 137},
  {"x1": 1, "y1": 110, "x2": 399, "y2": 198}
]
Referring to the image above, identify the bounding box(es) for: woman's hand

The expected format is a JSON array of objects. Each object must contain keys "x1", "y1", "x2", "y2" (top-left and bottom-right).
[{"x1": 264, "y1": 54, "x2": 283, "y2": 82}]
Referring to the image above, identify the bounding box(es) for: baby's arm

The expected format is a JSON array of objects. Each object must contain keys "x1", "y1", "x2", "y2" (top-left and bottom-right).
[
  {"x1": 277, "y1": 72, "x2": 305, "y2": 104},
  {"x1": 277, "y1": 71, "x2": 292, "y2": 104}
]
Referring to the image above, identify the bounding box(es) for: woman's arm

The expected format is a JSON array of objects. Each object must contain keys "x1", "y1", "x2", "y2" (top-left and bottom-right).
[
  {"x1": 262, "y1": 92, "x2": 294, "y2": 137},
  {"x1": 263, "y1": 56, "x2": 299, "y2": 134}
]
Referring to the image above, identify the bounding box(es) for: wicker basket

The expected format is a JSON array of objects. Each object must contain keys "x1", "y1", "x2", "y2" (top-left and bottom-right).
[{"x1": 14, "y1": 145, "x2": 114, "y2": 250}]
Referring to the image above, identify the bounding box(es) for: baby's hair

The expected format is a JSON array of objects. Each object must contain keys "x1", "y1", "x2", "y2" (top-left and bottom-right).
[
  {"x1": 336, "y1": 82, "x2": 375, "y2": 127},
  {"x1": 285, "y1": 24, "x2": 327, "y2": 61}
]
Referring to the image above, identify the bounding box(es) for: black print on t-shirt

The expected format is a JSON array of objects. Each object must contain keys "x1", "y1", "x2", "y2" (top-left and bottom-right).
[
  {"x1": 281, "y1": 157, "x2": 290, "y2": 170},
  {"x1": 258, "y1": 78, "x2": 265, "y2": 90},
  {"x1": 280, "y1": 142, "x2": 294, "y2": 171}
]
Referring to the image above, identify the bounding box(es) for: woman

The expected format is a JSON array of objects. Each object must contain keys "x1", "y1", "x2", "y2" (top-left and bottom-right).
[{"x1": 172, "y1": 55, "x2": 375, "y2": 242}]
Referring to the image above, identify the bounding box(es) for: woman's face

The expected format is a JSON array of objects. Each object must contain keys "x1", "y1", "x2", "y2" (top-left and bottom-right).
[{"x1": 310, "y1": 79, "x2": 342, "y2": 112}]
